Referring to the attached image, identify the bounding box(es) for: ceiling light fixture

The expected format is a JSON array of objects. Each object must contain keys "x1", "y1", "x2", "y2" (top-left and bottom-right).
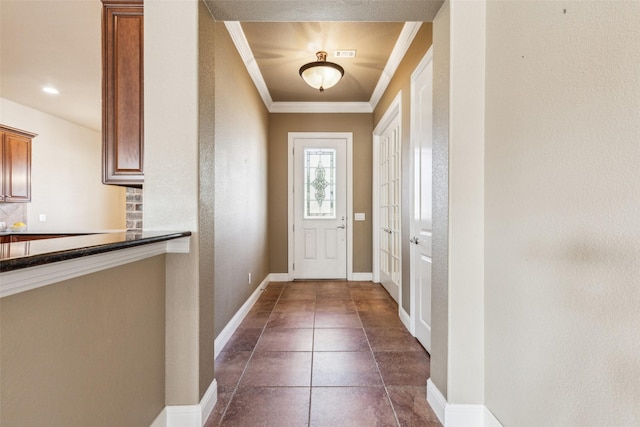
[{"x1": 299, "y1": 51, "x2": 344, "y2": 93}]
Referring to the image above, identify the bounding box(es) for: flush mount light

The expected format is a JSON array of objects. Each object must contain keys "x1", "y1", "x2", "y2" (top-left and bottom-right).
[
  {"x1": 42, "y1": 86, "x2": 59, "y2": 95},
  {"x1": 299, "y1": 51, "x2": 344, "y2": 93}
]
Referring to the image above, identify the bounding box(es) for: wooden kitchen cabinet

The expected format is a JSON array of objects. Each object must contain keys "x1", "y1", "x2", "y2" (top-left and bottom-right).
[
  {"x1": 0, "y1": 125, "x2": 36, "y2": 203},
  {"x1": 101, "y1": 0, "x2": 144, "y2": 187}
]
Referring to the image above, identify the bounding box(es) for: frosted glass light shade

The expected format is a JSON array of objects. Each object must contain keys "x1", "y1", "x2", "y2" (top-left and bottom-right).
[{"x1": 299, "y1": 51, "x2": 344, "y2": 92}]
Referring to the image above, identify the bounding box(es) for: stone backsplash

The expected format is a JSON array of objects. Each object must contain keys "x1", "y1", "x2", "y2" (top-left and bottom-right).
[
  {"x1": 0, "y1": 203, "x2": 27, "y2": 230},
  {"x1": 1, "y1": 189, "x2": 141, "y2": 231},
  {"x1": 126, "y1": 187, "x2": 143, "y2": 231}
]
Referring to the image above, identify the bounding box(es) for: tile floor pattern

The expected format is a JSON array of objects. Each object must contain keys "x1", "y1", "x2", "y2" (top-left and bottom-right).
[{"x1": 205, "y1": 281, "x2": 442, "y2": 427}]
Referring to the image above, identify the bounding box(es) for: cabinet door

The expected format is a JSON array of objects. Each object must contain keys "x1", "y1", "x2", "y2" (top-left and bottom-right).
[
  {"x1": 3, "y1": 132, "x2": 32, "y2": 202},
  {"x1": 102, "y1": 0, "x2": 144, "y2": 187},
  {"x1": 0, "y1": 132, "x2": 4, "y2": 201}
]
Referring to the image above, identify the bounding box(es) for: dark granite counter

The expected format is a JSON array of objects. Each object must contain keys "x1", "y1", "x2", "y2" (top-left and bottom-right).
[{"x1": 0, "y1": 230, "x2": 191, "y2": 273}]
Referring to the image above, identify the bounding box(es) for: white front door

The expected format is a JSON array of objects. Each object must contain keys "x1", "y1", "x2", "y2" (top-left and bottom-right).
[
  {"x1": 377, "y1": 108, "x2": 402, "y2": 302},
  {"x1": 410, "y1": 49, "x2": 433, "y2": 352},
  {"x1": 292, "y1": 136, "x2": 348, "y2": 279}
]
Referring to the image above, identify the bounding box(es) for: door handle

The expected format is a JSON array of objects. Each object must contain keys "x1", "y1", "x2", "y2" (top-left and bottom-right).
[
  {"x1": 337, "y1": 225, "x2": 346, "y2": 229},
  {"x1": 410, "y1": 237, "x2": 419, "y2": 245}
]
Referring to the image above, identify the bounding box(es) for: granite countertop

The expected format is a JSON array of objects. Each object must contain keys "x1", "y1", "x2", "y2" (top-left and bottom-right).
[{"x1": 0, "y1": 230, "x2": 191, "y2": 272}]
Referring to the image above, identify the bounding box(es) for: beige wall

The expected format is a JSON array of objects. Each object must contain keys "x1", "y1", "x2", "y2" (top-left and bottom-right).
[
  {"x1": 145, "y1": 0, "x2": 201, "y2": 405},
  {"x1": 445, "y1": 0, "x2": 487, "y2": 405},
  {"x1": 373, "y1": 24, "x2": 433, "y2": 312},
  {"x1": 213, "y1": 21, "x2": 270, "y2": 337},
  {"x1": 0, "y1": 98, "x2": 126, "y2": 231},
  {"x1": 198, "y1": 0, "x2": 216, "y2": 399},
  {"x1": 431, "y1": 1, "x2": 450, "y2": 399},
  {"x1": 268, "y1": 113, "x2": 373, "y2": 274},
  {"x1": 0, "y1": 256, "x2": 166, "y2": 427},
  {"x1": 484, "y1": 1, "x2": 640, "y2": 424}
]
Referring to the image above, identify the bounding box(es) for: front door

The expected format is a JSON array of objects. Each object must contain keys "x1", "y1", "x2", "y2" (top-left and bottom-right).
[
  {"x1": 292, "y1": 135, "x2": 348, "y2": 279},
  {"x1": 410, "y1": 49, "x2": 433, "y2": 352}
]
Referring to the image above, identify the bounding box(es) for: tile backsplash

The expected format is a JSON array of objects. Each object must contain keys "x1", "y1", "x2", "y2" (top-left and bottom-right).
[
  {"x1": 126, "y1": 187, "x2": 143, "y2": 231},
  {"x1": 0, "y1": 203, "x2": 27, "y2": 229},
  {"x1": 1, "y1": 189, "x2": 142, "y2": 232}
]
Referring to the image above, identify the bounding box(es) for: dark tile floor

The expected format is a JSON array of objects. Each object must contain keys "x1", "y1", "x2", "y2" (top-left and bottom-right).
[{"x1": 205, "y1": 281, "x2": 442, "y2": 427}]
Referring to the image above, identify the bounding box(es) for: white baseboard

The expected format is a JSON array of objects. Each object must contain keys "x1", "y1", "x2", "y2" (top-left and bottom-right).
[
  {"x1": 426, "y1": 379, "x2": 502, "y2": 427},
  {"x1": 214, "y1": 275, "x2": 270, "y2": 358},
  {"x1": 150, "y1": 408, "x2": 167, "y2": 427},
  {"x1": 268, "y1": 273, "x2": 374, "y2": 282},
  {"x1": 351, "y1": 272, "x2": 373, "y2": 281},
  {"x1": 149, "y1": 379, "x2": 217, "y2": 427},
  {"x1": 427, "y1": 379, "x2": 447, "y2": 424},
  {"x1": 199, "y1": 379, "x2": 218, "y2": 425},
  {"x1": 399, "y1": 306, "x2": 413, "y2": 334},
  {"x1": 269, "y1": 273, "x2": 290, "y2": 282}
]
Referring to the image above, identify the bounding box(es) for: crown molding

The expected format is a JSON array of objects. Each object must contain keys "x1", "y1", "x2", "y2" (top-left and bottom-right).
[
  {"x1": 224, "y1": 21, "x2": 274, "y2": 110},
  {"x1": 269, "y1": 102, "x2": 373, "y2": 114},
  {"x1": 224, "y1": 21, "x2": 422, "y2": 114},
  {"x1": 368, "y1": 21, "x2": 422, "y2": 109}
]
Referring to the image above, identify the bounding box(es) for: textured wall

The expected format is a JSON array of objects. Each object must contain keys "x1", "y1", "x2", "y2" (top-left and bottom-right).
[
  {"x1": 198, "y1": 0, "x2": 217, "y2": 400},
  {"x1": 0, "y1": 256, "x2": 166, "y2": 427},
  {"x1": 213, "y1": 22, "x2": 270, "y2": 338},
  {"x1": 144, "y1": 0, "x2": 201, "y2": 405},
  {"x1": 430, "y1": 1, "x2": 450, "y2": 399},
  {"x1": 268, "y1": 113, "x2": 373, "y2": 274},
  {"x1": 484, "y1": 1, "x2": 640, "y2": 425}
]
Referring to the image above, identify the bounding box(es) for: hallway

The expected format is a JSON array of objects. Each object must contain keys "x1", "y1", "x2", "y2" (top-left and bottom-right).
[{"x1": 205, "y1": 280, "x2": 441, "y2": 426}]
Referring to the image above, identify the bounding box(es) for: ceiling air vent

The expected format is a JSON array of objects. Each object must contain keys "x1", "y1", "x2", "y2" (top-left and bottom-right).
[{"x1": 334, "y1": 50, "x2": 357, "y2": 58}]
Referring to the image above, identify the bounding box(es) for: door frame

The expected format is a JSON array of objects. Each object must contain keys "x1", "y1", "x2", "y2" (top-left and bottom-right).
[
  {"x1": 288, "y1": 132, "x2": 354, "y2": 280},
  {"x1": 372, "y1": 92, "x2": 402, "y2": 286}
]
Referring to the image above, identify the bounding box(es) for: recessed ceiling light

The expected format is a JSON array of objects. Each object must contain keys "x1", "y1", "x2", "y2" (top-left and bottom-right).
[{"x1": 42, "y1": 86, "x2": 59, "y2": 95}]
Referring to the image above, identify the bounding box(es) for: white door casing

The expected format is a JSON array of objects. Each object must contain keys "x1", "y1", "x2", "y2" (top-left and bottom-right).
[
  {"x1": 288, "y1": 133, "x2": 353, "y2": 280},
  {"x1": 373, "y1": 93, "x2": 402, "y2": 303},
  {"x1": 409, "y1": 48, "x2": 433, "y2": 352}
]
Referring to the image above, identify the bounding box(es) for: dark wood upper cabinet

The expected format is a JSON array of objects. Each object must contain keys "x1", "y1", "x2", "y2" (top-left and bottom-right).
[
  {"x1": 101, "y1": 0, "x2": 144, "y2": 187},
  {"x1": 0, "y1": 125, "x2": 36, "y2": 203}
]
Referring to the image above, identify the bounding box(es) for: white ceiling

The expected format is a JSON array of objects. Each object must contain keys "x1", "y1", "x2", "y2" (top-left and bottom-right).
[
  {"x1": 0, "y1": 0, "x2": 442, "y2": 132},
  {"x1": 0, "y1": 0, "x2": 102, "y2": 131}
]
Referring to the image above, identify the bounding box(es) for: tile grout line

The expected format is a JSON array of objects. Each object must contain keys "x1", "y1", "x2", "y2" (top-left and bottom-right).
[
  {"x1": 308, "y1": 290, "x2": 317, "y2": 427},
  {"x1": 357, "y1": 292, "x2": 403, "y2": 427},
  {"x1": 215, "y1": 282, "x2": 285, "y2": 426}
]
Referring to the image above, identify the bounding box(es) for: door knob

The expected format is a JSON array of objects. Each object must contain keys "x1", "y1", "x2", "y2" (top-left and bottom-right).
[
  {"x1": 337, "y1": 225, "x2": 346, "y2": 229},
  {"x1": 410, "y1": 237, "x2": 419, "y2": 244}
]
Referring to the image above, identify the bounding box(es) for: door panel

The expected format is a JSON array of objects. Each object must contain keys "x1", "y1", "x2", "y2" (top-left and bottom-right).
[
  {"x1": 379, "y1": 116, "x2": 402, "y2": 302},
  {"x1": 410, "y1": 50, "x2": 433, "y2": 352},
  {"x1": 293, "y1": 138, "x2": 347, "y2": 279}
]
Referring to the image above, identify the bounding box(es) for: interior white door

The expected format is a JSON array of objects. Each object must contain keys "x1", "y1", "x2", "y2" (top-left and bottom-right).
[
  {"x1": 293, "y1": 137, "x2": 347, "y2": 279},
  {"x1": 410, "y1": 50, "x2": 433, "y2": 352},
  {"x1": 378, "y1": 114, "x2": 402, "y2": 302}
]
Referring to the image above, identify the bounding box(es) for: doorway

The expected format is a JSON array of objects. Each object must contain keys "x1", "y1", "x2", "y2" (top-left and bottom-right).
[{"x1": 288, "y1": 132, "x2": 353, "y2": 280}]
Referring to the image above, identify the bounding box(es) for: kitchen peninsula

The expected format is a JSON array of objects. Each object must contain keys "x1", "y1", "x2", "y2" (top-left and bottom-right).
[
  {"x1": 0, "y1": 229, "x2": 191, "y2": 426},
  {"x1": 0, "y1": 229, "x2": 190, "y2": 295}
]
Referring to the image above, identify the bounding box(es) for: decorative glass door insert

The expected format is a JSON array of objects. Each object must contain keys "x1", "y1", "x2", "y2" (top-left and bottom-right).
[{"x1": 304, "y1": 148, "x2": 336, "y2": 218}]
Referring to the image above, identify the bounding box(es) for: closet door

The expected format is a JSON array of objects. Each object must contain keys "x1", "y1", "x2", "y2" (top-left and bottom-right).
[{"x1": 378, "y1": 114, "x2": 401, "y2": 302}]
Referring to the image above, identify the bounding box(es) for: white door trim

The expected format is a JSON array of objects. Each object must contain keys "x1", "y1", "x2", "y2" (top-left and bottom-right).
[
  {"x1": 288, "y1": 132, "x2": 353, "y2": 280},
  {"x1": 372, "y1": 92, "x2": 402, "y2": 285}
]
